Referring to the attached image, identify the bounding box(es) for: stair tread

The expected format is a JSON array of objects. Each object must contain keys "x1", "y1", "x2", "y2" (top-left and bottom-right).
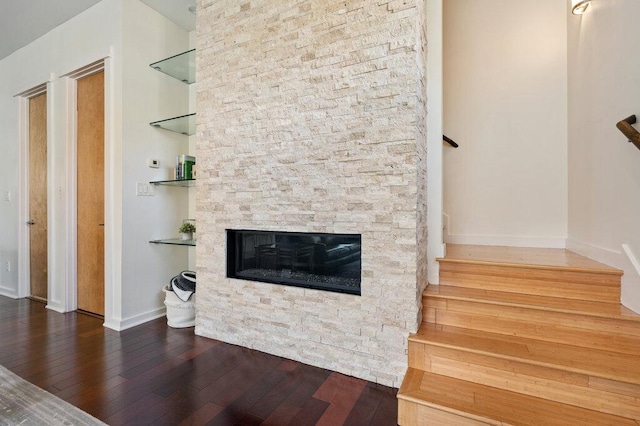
[
  {"x1": 424, "y1": 285, "x2": 640, "y2": 322},
  {"x1": 439, "y1": 244, "x2": 623, "y2": 275},
  {"x1": 398, "y1": 368, "x2": 638, "y2": 426},
  {"x1": 410, "y1": 323, "x2": 640, "y2": 385}
]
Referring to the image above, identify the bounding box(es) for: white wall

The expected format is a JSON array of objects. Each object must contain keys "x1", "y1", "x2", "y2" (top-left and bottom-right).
[
  {"x1": 0, "y1": 0, "x2": 192, "y2": 328},
  {"x1": 426, "y1": 0, "x2": 445, "y2": 284},
  {"x1": 114, "y1": 0, "x2": 191, "y2": 329},
  {"x1": 567, "y1": 0, "x2": 640, "y2": 313},
  {"x1": 443, "y1": 0, "x2": 568, "y2": 248},
  {"x1": 188, "y1": 30, "x2": 196, "y2": 272}
]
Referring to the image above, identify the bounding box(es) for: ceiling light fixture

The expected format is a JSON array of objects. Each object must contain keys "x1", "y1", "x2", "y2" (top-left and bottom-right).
[{"x1": 572, "y1": 0, "x2": 590, "y2": 15}]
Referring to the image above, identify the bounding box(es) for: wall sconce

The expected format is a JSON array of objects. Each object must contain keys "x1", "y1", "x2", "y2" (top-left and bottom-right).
[{"x1": 572, "y1": 0, "x2": 591, "y2": 15}]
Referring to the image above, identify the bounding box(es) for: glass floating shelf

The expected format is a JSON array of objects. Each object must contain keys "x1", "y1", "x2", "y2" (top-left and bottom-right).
[
  {"x1": 150, "y1": 113, "x2": 196, "y2": 136},
  {"x1": 150, "y1": 49, "x2": 196, "y2": 84},
  {"x1": 150, "y1": 179, "x2": 195, "y2": 187},
  {"x1": 150, "y1": 238, "x2": 196, "y2": 247}
]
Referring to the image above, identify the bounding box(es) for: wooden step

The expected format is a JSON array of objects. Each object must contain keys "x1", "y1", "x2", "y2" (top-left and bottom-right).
[
  {"x1": 439, "y1": 245, "x2": 623, "y2": 303},
  {"x1": 397, "y1": 245, "x2": 639, "y2": 424},
  {"x1": 398, "y1": 368, "x2": 639, "y2": 426},
  {"x1": 424, "y1": 286, "x2": 640, "y2": 355},
  {"x1": 408, "y1": 324, "x2": 640, "y2": 419},
  {"x1": 424, "y1": 285, "x2": 640, "y2": 322},
  {"x1": 442, "y1": 245, "x2": 622, "y2": 271},
  {"x1": 410, "y1": 324, "x2": 640, "y2": 386}
]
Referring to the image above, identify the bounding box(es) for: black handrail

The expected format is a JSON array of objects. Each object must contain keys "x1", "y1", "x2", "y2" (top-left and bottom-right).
[
  {"x1": 443, "y1": 135, "x2": 459, "y2": 148},
  {"x1": 616, "y1": 115, "x2": 640, "y2": 151}
]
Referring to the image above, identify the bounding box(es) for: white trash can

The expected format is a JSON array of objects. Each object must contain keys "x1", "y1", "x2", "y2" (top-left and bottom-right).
[{"x1": 163, "y1": 286, "x2": 195, "y2": 328}]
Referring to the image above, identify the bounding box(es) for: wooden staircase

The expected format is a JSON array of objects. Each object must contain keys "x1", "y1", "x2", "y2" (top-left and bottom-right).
[{"x1": 397, "y1": 245, "x2": 640, "y2": 425}]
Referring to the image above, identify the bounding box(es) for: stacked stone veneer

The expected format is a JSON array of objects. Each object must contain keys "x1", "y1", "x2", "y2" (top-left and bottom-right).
[{"x1": 195, "y1": 0, "x2": 428, "y2": 387}]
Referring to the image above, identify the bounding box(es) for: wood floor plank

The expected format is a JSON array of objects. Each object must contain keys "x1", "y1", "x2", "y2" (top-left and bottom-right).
[
  {"x1": 247, "y1": 362, "x2": 308, "y2": 419},
  {"x1": 288, "y1": 397, "x2": 331, "y2": 426},
  {"x1": 261, "y1": 402, "x2": 301, "y2": 426}
]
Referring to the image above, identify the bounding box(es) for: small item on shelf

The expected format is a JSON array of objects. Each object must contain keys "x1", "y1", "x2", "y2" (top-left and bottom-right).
[
  {"x1": 179, "y1": 220, "x2": 196, "y2": 240},
  {"x1": 175, "y1": 154, "x2": 196, "y2": 180}
]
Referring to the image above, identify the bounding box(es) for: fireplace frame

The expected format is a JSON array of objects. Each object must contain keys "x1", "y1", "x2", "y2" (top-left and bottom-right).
[{"x1": 226, "y1": 229, "x2": 362, "y2": 296}]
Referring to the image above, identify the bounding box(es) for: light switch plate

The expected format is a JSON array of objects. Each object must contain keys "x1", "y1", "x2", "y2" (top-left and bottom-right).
[{"x1": 136, "y1": 182, "x2": 155, "y2": 196}]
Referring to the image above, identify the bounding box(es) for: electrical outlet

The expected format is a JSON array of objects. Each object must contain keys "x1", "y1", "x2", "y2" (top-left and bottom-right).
[{"x1": 5, "y1": 261, "x2": 10, "y2": 272}]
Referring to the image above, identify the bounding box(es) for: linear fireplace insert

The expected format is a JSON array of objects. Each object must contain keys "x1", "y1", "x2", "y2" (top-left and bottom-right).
[{"x1": 227, "y1": 230, "x2": 361, "y2": 295}]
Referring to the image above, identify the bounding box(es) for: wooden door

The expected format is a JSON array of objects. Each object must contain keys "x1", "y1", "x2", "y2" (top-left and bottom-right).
[
  {"x1": 77, "y1": 71, "x2": 105, "y2": 316},
  {"x1": 29, "y1": 93, "x2": 48, "y2": 301}
]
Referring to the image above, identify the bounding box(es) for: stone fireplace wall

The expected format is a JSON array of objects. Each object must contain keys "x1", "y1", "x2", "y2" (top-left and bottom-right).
[{"x1": 195, "y1": 0, "x2": 428, "y2": 387}]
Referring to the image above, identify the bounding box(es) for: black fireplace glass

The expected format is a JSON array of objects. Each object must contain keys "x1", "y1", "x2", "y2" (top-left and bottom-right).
[{"x1": 227, "y1": 230, "x2": 361, "y2": 295}]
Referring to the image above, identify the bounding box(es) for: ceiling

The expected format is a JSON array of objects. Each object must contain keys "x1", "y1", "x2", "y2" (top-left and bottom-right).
[{"x1": 0, "y1": 0, "x2": 195, "y2": 63}]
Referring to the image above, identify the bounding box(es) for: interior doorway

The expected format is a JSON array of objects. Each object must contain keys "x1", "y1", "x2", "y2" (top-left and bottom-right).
[
  {"x1": 28, "y1": 92, "x2": 48, "y2": 301},
  {"x1": 76, "y1": 70, "x2": 105, "y2": 316}
]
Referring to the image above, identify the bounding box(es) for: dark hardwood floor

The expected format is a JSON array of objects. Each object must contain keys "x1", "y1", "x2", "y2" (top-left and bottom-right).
[{"x1": 0, "y1": 296, "x2": 398, "y2": 425}]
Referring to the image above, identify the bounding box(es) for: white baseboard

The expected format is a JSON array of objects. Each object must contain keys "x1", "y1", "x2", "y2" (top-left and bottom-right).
[
  {"x1": 45, "y1": 303, "x2": 66, "y2": 313},
  {"x1": 103, "y1": 307, "x2": 166, "y2": 331},
  {"x1": 566, "y1": 238, "x2": 622, "y2": 266},
  {"x1": 0, "y1": 284, "x2": 19, "y2": 299},
  {"x1": 446, "y1": 234, "x2": 566, "y2": 249},
  {"x1": 622, "y1": 244, "x2": 640, "y2": 278}
]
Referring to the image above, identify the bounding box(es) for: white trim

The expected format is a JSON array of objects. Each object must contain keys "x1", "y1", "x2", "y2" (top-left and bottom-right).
[
  {"x1": 64, "y1": 58, "x2": 113, "y2": 321},
  {"x1": 62, "y1": 59, "x2": 105, "y2": 80},
  {"x1": 566, "y1": 238, "x2": 621, "y2": 265},
  {"x1": 14, "y1": 84, "x2": 47, "y2": 98},
  {"x1": 622, "y1": 244, "x2": 640, "y2": 278},
  {"x1": 447, "y1": 234, "x2": 567, "y2": 248},
  {"x1": 621, "y1": 244, "x2": 640, "y2": 314},
  {"x1": 426, "y1": 0, "x2": 444, "y2": 285},
  {"x1": 17, "y1": 95, "x2": 30, "y2": 299},
  {"x1": 17, "y1": 82, "x2": 52, "y2": 300},
  {"x1": 45, "y1": 304, "x2": 66, "y2": 314},
  {"x1": 64, "y1": 75, "x2": 79, "y2": 313},
  {"x1": 103, "y1": 55, "x2": 120, "y2": 329},
  {"x1": 44, "y1": 80, "x2": 65, "y2": 311},
  {"x1": 103, "y1": 307, "x2": 167, "y2": 332},
  {"x1": 0, "y1": 286, "x2": 19, "y2": 299}
]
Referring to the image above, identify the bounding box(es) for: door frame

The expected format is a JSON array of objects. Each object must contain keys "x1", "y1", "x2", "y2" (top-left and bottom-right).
[
  {"x1": 17, "y1": 83, "x2": 50, "y2": 300},
  {"x1": 62, "y1": 58, "x2": 118, "y2": 325}
]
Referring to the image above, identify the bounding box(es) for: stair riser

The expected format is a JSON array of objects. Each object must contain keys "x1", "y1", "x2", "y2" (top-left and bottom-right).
[
  {"x1": 439, "y1": 263, "x2": 620, "y2": 303},
  {"x1": 398, "y1": 399, "x2": 496, "y2": 425},
  {"x1": 427, "y1": 308, "x2": 640, "y2": 356},
  {"x1": 409, "y1": 337, "x2": 640, "y2": 387},
  {"x1": 423, "y1": 297, "x2": 640, "y2": 339},
  {"x1": 410, "y1": 341, "x2": 640, "y2": 419}
]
